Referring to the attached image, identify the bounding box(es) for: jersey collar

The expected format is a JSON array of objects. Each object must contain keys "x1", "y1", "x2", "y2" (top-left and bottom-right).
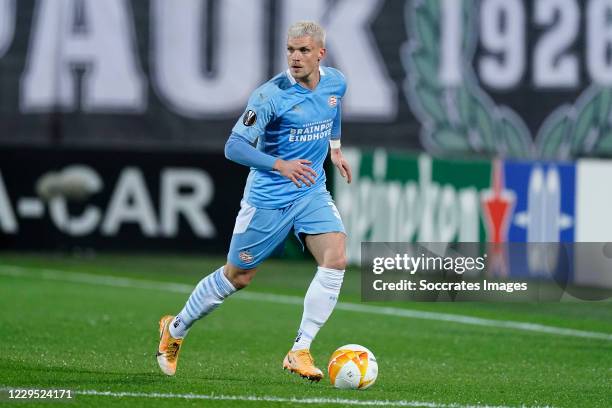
[{"x1": 285, "y1": 66, "x2": 326, "y2": 89}]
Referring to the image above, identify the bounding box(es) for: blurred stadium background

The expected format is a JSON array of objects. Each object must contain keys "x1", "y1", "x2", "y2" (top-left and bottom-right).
[{"x1": 0, "y1": 1, "x2": 611, "y2": 407}]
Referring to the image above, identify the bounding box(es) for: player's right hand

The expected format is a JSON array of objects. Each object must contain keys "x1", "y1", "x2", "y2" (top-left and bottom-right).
[{"x1": 273, "y1": 159, "x2": 317, "y2": 188}]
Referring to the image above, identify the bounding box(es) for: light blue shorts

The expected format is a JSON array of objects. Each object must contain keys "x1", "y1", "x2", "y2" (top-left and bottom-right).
[{"x1": 227, "y1": 188, "x2": 345, "y2": 269}]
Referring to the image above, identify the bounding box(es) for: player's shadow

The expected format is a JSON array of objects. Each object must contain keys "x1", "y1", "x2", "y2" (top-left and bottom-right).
[
  {"x1": 7, "y1": 361, "x2": 250, "y2": 385},
  {"x1": 8, "y1": 364, "x2": 159, "y2": 385}
]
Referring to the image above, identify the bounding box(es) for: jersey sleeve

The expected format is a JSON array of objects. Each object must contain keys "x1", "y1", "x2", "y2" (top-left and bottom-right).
[
  {"x1": 330, "y1": 68, "x2": 347, "y2": 140},
  {"x1": 331, "y1": 98, "x2": 342, "y2": 140},
  {"x1": 330, "y1": 67, "x2": 348, "y2": 98},
  {"x1": 224, "y1": 133, "x2": 277, "y2": 170},
  {"x1": 231, "y1": 90, "x2": 276, "y2": 143}
]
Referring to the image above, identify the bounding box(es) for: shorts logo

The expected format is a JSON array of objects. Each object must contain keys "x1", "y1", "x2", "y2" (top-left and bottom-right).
[
  {"x1": 239, "y1": 250, "x2": 254, "y2": 263},
  {"x1": 328, "y1": 95, "x2": 337, "y2": 108},
  {"x1": 242, "y1": 110, "x2": 257, "y2": 126}
]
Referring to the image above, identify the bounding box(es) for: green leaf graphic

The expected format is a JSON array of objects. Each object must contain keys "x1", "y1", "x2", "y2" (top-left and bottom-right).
[
  {"x1": 405, "y1": 0, "x2": 532, "y2": 158},
  {"x1": 537, "y1": 87, "x2": 612, "y2": 159}
]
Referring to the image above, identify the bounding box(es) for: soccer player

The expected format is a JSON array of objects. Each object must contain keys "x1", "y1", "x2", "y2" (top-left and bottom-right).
[{"x1": 157, "y1": 21, "x2": 352, "y2": 382}]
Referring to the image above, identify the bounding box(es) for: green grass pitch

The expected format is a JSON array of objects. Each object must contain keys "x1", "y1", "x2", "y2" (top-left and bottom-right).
[{"x1": 0, "y1": 253, "x2": 610, "y2": 407}]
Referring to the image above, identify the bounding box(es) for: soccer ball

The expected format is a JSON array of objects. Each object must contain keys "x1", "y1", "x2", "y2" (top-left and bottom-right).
[{"x1": 327, "y1": 344, "x2": 378, "y2": 390}]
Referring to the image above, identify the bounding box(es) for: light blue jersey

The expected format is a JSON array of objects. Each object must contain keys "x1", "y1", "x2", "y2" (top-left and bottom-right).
[{"x1": 232, "y1": 66, "x2": 346, "y2": 209}]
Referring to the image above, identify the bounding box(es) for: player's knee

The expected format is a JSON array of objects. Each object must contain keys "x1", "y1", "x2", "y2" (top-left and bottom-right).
[
  {"x1": 323, "y1": 253, "x2": 347, "y2": 271},
  {"x1": 224, "y1": 264, "x2": 257, "y2": 290}
]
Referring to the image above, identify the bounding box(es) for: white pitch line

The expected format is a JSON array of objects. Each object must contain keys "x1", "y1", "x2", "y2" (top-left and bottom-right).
[
  {"x1": 1, "y1": 265, "x2": 611, "y2": 341},
  {"x1": 0, "y1": 387, "x2": 554, "y2": 408}
]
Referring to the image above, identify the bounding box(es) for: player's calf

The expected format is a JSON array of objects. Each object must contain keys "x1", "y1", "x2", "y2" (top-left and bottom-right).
[{"x1": 224, "y1": 263, "x2": 258, "y2": 289}]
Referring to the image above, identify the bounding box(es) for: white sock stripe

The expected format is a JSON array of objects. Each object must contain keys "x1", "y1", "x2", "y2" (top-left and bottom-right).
[
  {"x1": 216, "y1": 268, "x2": 237, "y2": 293},
  {"x1": 212, "y1": 272, "x2": 225, "y2": 296},
  {"x1": 184, "y1": 303, "x2": 198, "y2": 320},
  {"x1": 214, "y1": 270, "x2": 235, "y2": 296},
  {"x1": 210, "y1": 279, "x2": 226, "y2": 299},
  {"x1": 202, "y1": 276, "x2": 216, "y2": 298},
  {"x1": 191, "y1": 286, "x2": 205, "y2": 306},
  {"x1": 186, "y1": 298, "x2": 203, "y2": 316},
  {"x1": 190, "y1": 286, "x2": 207, "y2": 307},
  {"x1": 195, "y1": 278, "x2": 210, "y2": 298},
  {"x1": 202, "y1": 280, "x2": 220, "y2": 301},
  {"x1": 207, "y1": 275, "x2": 224, "y2": 299},
  {"x1": 179, "y1": 266, "x2": 238, "y2": 323},
  {"x1": 190, "y1": 283, "x2": 207, "y2": 308},
  {"x1": 317, "y1": 266, "x2": 345, "y2": 275}
]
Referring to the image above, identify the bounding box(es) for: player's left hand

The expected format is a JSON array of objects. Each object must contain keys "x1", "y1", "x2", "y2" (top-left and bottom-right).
[{"x1": 330, "y1": 148, "x2": 352, "y2": 184}]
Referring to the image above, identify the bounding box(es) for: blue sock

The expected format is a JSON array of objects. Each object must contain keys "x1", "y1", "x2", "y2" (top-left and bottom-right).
[{"x1": 169, "y1": 266, "x2": 236, "y2": 338}]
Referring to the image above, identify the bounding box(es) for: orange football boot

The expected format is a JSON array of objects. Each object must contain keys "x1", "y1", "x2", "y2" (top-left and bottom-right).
[
  {"x1": 156, "y1": 315, "x2": 184, "y2": 376},
  {"x1": 283, "y1": 349, "x2": 323, "y2": 382}
]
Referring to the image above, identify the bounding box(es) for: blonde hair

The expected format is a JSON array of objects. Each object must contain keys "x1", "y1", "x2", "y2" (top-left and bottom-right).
[{"x1": 287, "y1": 21, "x2": 326, "y2": 47}]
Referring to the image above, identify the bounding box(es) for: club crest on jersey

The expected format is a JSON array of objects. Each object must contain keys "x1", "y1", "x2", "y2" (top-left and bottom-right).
[
  {"x1": 239, "y1": 250, "x2": 254, "y2": 263},
  {"x1": 242, "y1": 110, "x2": 257, "y2": 126},
  {"x1": 328, "y1": 95, "x2": 337, "y2": 108}
]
